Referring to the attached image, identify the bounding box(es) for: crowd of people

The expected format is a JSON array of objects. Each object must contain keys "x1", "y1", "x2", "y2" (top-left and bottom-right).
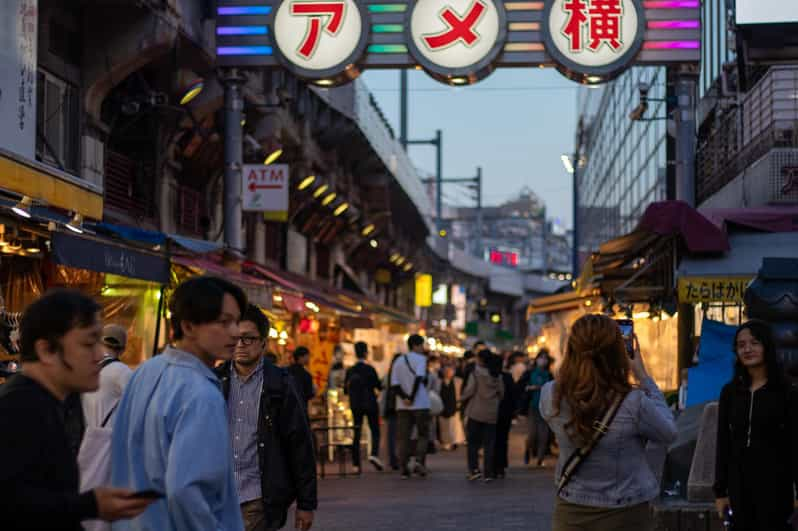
[{"x1": 0, "y1": 274, "x2": 795, "y2": 531}]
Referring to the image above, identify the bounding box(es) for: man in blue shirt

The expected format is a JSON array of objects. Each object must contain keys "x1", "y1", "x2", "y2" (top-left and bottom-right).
[{"x1": 111, "y1": 276, "x2": 247, "y2": 530}]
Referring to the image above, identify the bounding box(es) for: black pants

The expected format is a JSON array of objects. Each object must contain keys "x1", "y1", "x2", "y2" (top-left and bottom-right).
[
  {"x1": 467, "y1": 419, "x2": 496, "y2": 478},
  {"x1": 351, "y1": 408, "x2": 380, "y2": 468},
  {"x1": 494, "y1": 415, "x2": 512, "y2": 473},
  {"x1": 397, "y1": 409, "x2": 430, "y2": 473},
  {"x1": 528, "y1": 408, "x2": 551, "y2": 462}
]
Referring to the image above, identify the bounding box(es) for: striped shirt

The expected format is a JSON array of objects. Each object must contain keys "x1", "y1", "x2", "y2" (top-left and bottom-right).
[{"x1": 227, "y1": 359, "x2": 264, "y2": 504}]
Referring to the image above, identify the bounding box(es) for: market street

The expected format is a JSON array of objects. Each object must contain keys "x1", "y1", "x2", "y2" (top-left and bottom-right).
[{"x1": 306, "y1": 425, "x2": 556, "y2": 531}]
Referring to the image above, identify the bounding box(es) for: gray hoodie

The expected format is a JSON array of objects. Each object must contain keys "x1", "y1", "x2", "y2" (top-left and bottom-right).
[{"x1": 461, "y1": 365, "x2": 504, "y2": 424}]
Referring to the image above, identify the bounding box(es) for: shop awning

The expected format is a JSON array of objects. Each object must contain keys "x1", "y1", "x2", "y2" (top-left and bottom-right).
[
  {"x1": 171, "y1": 256, "x2": 272, "y2": 308},
  {"x1": 91, "y1": 222, "x2": 225, "y2": 254},
  {"x1": 51, "y1": 232, "x2": 170, "y2": 283}
]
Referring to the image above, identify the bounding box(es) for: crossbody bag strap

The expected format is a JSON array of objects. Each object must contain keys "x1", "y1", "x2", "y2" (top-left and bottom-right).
[
  {"x1": 100, "y1": 401, "x2": 120, "y2": 428},
  {"x1": 556, "y1": 392, "x2": 625, "y2": 496}
]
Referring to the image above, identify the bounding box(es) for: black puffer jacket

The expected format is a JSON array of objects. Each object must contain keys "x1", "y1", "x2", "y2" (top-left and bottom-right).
[
  {"x1": 217, "y1": 361, "x2": 318, "y2": 530},
  {"x1": 714, "y1": 380, "x2": 798, "y2": 531}
]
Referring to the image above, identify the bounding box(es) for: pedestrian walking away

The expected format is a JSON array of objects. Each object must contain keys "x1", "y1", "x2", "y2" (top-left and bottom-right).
[
  {"x1": 111, "y1": 276, "x2": 247, "y2": 530},
  {"x1": 345, "y1": 341, "x2": 385, "y2": 472},
  {"x1": 391, "y1": 334, "x2": 432, "y2": 479},
  {"x1": 462, "y1": 349, "x2": 505, "y2": 482},
  {"x1": 714, "y1": 320, "x2": 798, "y2": 531},
  {"x1": 216, "y1": 304, "x2": 317, "y2": 531},
  {"x1": 289, "y1": 346, "x2": 316, "y2": 411},
  {"x1": 0, "y1": 290, "x2": 153, "y2": 530},
  {"x1": 541, "y1": 314, "x2": 677, "y2": 531},
  {"x1": 494, "y1": 361, "x2": 518, "y2": 478},
  {"x1": 380, "y1": 353, "x2": 403, "y2": 470}
]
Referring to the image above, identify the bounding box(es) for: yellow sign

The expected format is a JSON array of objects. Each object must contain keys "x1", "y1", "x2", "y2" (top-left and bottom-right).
[
  {"x1": 415, "y1": 274, "x2": 432, "y2": 307},
  {"x1": 678, "y1": 276, "x2": 753, "y2": 304}
]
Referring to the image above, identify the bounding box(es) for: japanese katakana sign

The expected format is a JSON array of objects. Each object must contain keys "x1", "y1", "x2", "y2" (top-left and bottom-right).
[
  {"x1": 542, "y1": 0, "x2": 645, "y2": 83},
  {"x1": 408, "y1": 0, "x2": 506, "y2": 82},
  {"x1": 242, "y1": 164, "x2": 290, "y2": 221},
  {"x1": 272, "y1": 0, "x2": 368, "y2": 81},
  {"x1": 677, "y1": 276, "x2": 754, "y2": 304}
]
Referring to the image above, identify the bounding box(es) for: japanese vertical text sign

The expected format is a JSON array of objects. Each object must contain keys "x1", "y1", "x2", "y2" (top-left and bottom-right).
[
  {"x1": 242, "y1": 164, "x2": 290, "y2": 222},
  {"x1": 542, "y1": 0, "x2": 645, "y2": 83}
]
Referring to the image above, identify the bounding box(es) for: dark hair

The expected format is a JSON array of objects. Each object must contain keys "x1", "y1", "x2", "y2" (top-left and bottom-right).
[
  {"x1": 293, "y1": 346, "x2": 310, "y2": 362},
  {"x1": 169, "y1": 276, "x2": 246, "y2": 340},
  {"x1": 733, "y1": 320, "x2": 784, "y2": 388},
  {"x1": 20, "y1": 290, "x2": 101, "y2": 362},
  {"x1": 265, "y1": 352, "x2": 279, "y2": 365},
  {"x1": 463, "y1": 350, "x2": 475, "y2": 360},
  {"x1": 407, "y1": 334, "x2": 425, "y2": 350},
  {"x1": 535, "y1": 348, "x2": 552, "y2": 369},
  {"x1": 355, "y1": 341, "x2": 368, "y2": 359},
  {"x1": 241, "y1": 304, "x2": 270, "y2": 338}
]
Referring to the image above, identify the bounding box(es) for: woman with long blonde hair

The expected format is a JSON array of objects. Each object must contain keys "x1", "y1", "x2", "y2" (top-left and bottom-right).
[{"x1": 540, "y1": 314, "x2": 677, "y2": 531}]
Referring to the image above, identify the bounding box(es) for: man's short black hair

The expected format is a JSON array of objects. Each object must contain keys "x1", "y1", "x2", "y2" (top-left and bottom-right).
[
  {"x1": 355, "y1": 341, "x2": 368, "y2": 359},
  {"x1": 20, "y1": 290, "x2": 101, "y2": 362},
  {"x1": 265, "y1": 352, "x2": 279, "y2": 364},
  {"x1": 241, "y1": 304, "x2": 270, "y2": 338},
  {"x1": 169, "y1": 276, "x2": 247, "y2": 340},
  {"x1": 293, "y1": 346, "x2": 310, "y2": 362},
  {"x1": 407, "y1": 334, "x2": 425, "y2": 350}
]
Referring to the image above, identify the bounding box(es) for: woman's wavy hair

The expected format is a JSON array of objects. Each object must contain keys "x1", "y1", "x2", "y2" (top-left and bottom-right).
[
  {"x1": 553, "y1": 314, "x2": 632, "y2": 446},
  {"x1": 733, "y1": 319, "x2": 785, "y2": 389}
]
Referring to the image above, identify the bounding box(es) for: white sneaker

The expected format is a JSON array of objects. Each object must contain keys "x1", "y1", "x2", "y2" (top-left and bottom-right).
[{"x1": 368, "y1": 455, "x2": 385, "y2": 471}]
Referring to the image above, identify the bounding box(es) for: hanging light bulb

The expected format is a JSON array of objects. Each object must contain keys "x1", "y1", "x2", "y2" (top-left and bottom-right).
[
  {"x1": 263, "y1": 148, "x2": 283, "y2": 166},
  {"x1": 321, "y1": 192, "x2": 337, "y2": 206},
  {"x1": 333, "y1": 202, "x2": 349, "y2": 216},
  {"x1": 298, "y1": 175, "x2": 316, "y2": 190},
  {"x1": 65, "y1": 213, "x2": 84, "y2": 234},
  {"x1": 179, "y1": 79, "x2": 204, "y2": 105},
  {"x1": 313, "y1": 184, "x2": 329, "y2": 198},
  {"x1": 361, "y1": 224, "x2": 375, "y2": 236}
]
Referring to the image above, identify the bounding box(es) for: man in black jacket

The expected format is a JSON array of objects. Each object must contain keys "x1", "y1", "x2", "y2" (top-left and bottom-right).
[
  {"x1": 0, "y1": 290, "x2": 152, "y2": 530},
  {"x1": 216, "y1": 305, "x2": 317, "y2": 531},
  {"x1": 288, "y1": 346, "x2": 315, "y2": 410},
  {"x1": 345, "y1": 341, "x2": 384, "y2": 472}
]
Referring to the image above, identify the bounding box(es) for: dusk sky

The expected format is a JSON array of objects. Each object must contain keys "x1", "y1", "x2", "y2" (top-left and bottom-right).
[{"x1": 362, "y1": 67, "x2": 579, "y2": 229}]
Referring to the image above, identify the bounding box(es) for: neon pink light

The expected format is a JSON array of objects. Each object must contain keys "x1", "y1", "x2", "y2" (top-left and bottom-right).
[
  {"x1": 643, "y1": 1, "x2": 699, "y2": 8},
  {"x1": 644, "y1": 41, "x2": 700, "y2": 49},
  {"x1": 648, "y1": 20, "x2": 700, "y2": 29}
]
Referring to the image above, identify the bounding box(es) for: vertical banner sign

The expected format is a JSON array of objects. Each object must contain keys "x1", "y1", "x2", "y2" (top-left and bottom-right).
[
  {"x1": 542, "y1": 0, "x2": 645, "y2": 83},
  {"x1": 0, "y1": 0, "x2": 37, "y2": 160},
  {"x1": 415, "y1": 274, "x2": 433, "y2": 307},
  {"x1": 242, "y1": 163, "x2": 290, "y2": 221}
]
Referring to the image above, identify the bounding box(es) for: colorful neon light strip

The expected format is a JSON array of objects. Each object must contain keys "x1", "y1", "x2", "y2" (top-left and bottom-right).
[
  {"x1": 368, "y1": 4, "x2": 407, "y2": 13},
  {"x1": 643, "y1": 1, "x2": 699, "y2": 8},
  {"x1": 217, "y1": 6, "x2": 272, "y2": 15},
  {"x1": 367, "y1": 44, "x2": 408, "y2": 53},
  {"x1": 217, "y1": 45, "x2": 274, "y2": 55},
  {"x1": 217, "y1": 26, "x2": 269, "y2": 35},
  {"x1": 643, "y1": 40, "x2": 700, "y2": 49},
  {"x1": 372, "y1": 24, "x2": 404, "y2": 33},
  {"x1": 647, "y1": 20, "x2": 700, "y2": 29},
  {"x1": 505, "y1": 2, "x2": 544, "y2": 10},
  {"x1": 504, "y1": 42, "x2": 544, "y2": 51},
  {"x1": 508, "y1": 22, "x2": 540, "y2": 31}
]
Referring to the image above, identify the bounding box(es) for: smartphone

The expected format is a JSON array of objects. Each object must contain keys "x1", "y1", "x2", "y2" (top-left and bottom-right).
[
  {"x1": 130, "y1": 489, "x2": 164, "y2": 500},
  {"x1": 615, "y1": 319, "x2": 635, "y2": 359}
]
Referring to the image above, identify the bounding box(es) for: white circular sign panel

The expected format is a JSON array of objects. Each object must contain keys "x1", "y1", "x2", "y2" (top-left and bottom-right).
[
  {"x1": 410, "y1": 0, "x2": 502, "y2": 70},
  {"x1": 547, "y1": 0, "x2": 640, "y2": 68},
  {"x1": 274, "y1": 0, "x2": 363, "y2": 72}
]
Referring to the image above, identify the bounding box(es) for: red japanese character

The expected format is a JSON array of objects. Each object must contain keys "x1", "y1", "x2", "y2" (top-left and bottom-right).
[
  {"x1": 561, "y1": 0, "x2": 588, "y2": 51},
  {"x1": 423, "y1": 0, "x2": 487, "y2": 50},
  {"x1": 588, "y1": 0, "x2": 622, "y2": 51}
]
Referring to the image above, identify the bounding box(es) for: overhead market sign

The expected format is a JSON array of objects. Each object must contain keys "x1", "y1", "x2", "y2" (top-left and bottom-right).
[{"x1": 216, "y1": 0, "x2": 700, "y2": 86}]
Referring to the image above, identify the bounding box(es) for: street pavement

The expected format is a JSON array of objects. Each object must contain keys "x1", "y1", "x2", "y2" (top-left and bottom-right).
[{"x1": 304, "y1": 422, "x2": 556, "y2": 531}]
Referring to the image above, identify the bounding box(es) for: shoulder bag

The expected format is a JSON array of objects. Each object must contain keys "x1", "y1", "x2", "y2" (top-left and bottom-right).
[{"x1": 556, "y1": 392, "x2": 625, "y2": 496}]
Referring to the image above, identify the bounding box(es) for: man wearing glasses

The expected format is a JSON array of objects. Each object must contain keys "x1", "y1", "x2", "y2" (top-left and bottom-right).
[{"x1": 216, "y1": 305, "x2": 317, "y2": 531}]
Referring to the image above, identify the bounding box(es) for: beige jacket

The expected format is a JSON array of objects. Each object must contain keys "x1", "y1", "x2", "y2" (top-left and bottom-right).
[{"x1": 461, "y1": 365, "x2": 504, "y2": 424}]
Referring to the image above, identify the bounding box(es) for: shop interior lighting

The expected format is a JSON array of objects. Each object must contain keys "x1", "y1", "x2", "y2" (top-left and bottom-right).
[
  {"x1": 314, "y1": 79, "x2": 335, "y2": 87},
  {"x1": 584, "y1": 300, "x2": 592, "y2": 307},
  {"x1": 361, "y1": 224, "x2": 376, "y2": 236},
  {"x1": 269, "y1": 328, "x2": 279, "y2": 339},
  {"x1": 321, "y1": 192, "x2": 337, "y2": 206},
  {"x1": 369, "y1": 239, "x2": 378, "y2": 248},
  {"x1": 241, "y1": 118, "x2": 246, "y2": 127},
  {"x1": 7, "y1": 239, "x2": 21, "y2": 251},
  {"x1": 389, "y1": 252, "x2": 400, "y2": 263},
  {"x1": 273, "y1": 294, "x2": 283, "y2": 302},
  {"x1": 65, "y1": 213, "x2": 85, "y2": 234},
  {"x1": 304, "y1": 301, "x2": 320, "y2": 313},
  {"x1": 298, "y1": 175, "x2": 316, "y2": 190},
  {"x1": 313, "y1": 184, "x2": 329, "y2": 198},
  {"x1": 179, "y1": 79, "x2": 204, "y2": 105},
  {"x1": 25, "y1": 240, "x2": 41, "y2": 253},
  {"x1": 396, "y1": 256, "x2": 406, "y2": 266},
  {"x1": 633, "y1": 311, "x2": 650, "y2": 319},
  {"x1": 333, "y1": 202, "x2": 349, "y2": 216},
  {"x1": 263, "y1": 148, "x2": 283, "y2": 166},
  {"x1": 11, "y1": 196, "x2": 33, "y2": 219},
  {"x1": 279, "y1": 330, "x2": 289, "y2": 339},
  {"x1": 403, "y1": 262, "x2": 413, "y2": 271}
]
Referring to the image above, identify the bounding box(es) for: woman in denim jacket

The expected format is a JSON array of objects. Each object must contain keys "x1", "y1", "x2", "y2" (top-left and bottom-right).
[{"x1": 540, "y1": 314, "x2": 677, "y2": 531}]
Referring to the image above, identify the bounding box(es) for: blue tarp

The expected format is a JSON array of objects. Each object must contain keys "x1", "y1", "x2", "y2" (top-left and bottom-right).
[
  {"x1": 686, "y1": 319, "x2": 737, "y2": 406},
  {"x1": 91, "y1": 222, "x2": 223, "y2": 254}
]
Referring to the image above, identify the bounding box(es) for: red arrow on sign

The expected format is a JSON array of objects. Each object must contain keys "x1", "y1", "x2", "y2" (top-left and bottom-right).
[{"x1": 249, "y1": 182, "x2": 283, "y2": 191}]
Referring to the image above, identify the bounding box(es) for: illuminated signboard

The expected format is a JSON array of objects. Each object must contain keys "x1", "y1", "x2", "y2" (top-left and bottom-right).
[
  {"x1": 489, "y1": 248, "x2": 519, "y2": 267},
  {"x1": 216, "y1": 0, "x2": 700, "y2": 86}
]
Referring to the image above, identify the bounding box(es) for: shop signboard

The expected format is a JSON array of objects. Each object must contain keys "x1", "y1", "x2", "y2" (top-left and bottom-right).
[
  {"x1": 242, "y1": 163, "x2": 290, "y2": 221},
  {"x1": 216, "y1": 0, "x2": 700, "y2": 86},
  {"x1": 415, "y1": 274, "x2": 433, "y2": 307},
  {"x1": 0, "y1": 0, "x2": 37, "y2": 160},
  {"x1": 677, "y1": 276, "x2": 754, "y2": 304}
]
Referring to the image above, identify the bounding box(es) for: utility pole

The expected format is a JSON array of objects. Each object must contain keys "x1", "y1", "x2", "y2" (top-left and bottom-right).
[
  {"x1": 572, "y1": 118, "x2": 583, "y2": 278},
  {"x1": 400, "y1": 70, "x2": 408, "y2": 149},
  {"x1": 222, "y1": 68, "x2": 245, "y2": 255},
  {"x1": 475, "y1": 166, "x2": 483, "y2": 259}
]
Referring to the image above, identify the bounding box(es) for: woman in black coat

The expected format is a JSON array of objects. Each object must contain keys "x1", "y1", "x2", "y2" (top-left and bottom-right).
[
  {"x1": 714, "y1": 320, "x2": 798, "y2": 531},
  {"x1": 494, "y1": 356, "x2": 519, "y2": 478}
]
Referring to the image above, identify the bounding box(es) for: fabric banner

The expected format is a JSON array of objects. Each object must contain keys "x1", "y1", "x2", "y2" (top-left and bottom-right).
[{"x1": 686, "y1": 319, "x2": 737, "y2": 407}]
